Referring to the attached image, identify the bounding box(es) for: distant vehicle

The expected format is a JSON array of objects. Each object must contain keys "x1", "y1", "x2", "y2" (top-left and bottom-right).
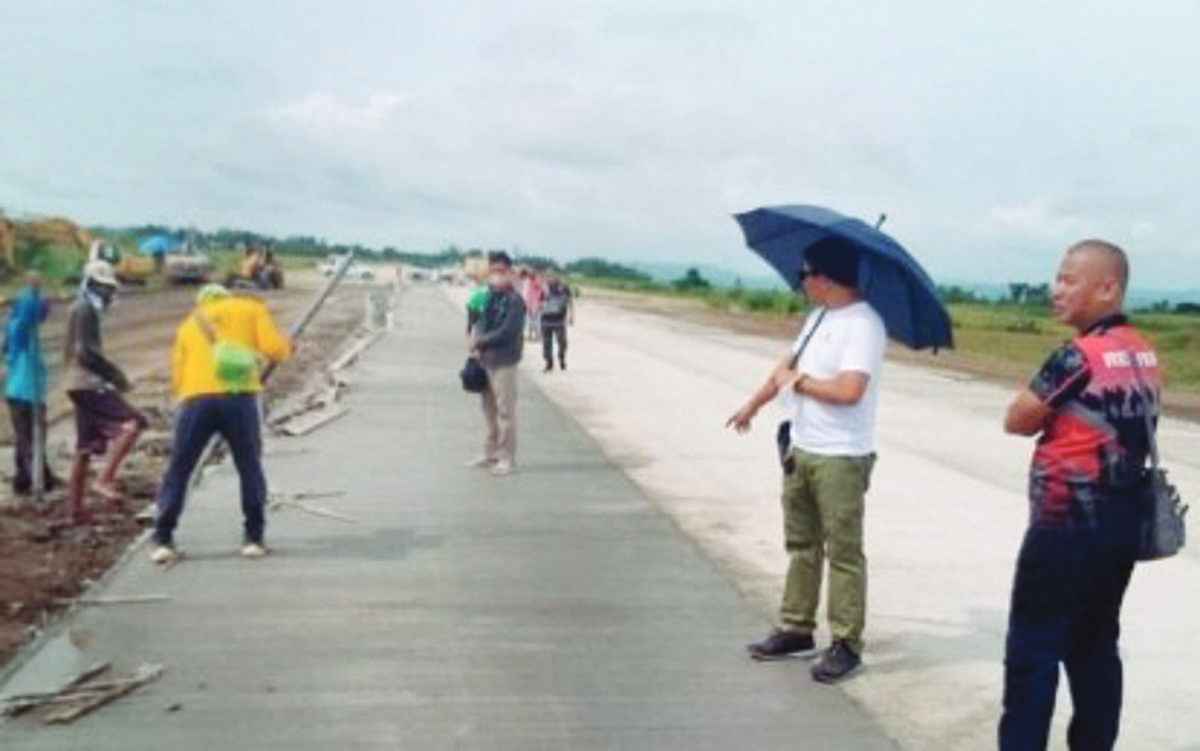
[
  {"x1": 116, "y1": 254, "x2": 156, "y2": 285},
  {"x1": 165, "y1": 247, "x2": 213, "y2": 284},
  {"x1": 320, "y1": 256, "x2": 373, "y2": 281},
  {"x1": 89, "y1": 240, "x2": 155, "y2": 285},
  {"x1": 228, "y1": 247, "x2": 284, "y2": 290}
]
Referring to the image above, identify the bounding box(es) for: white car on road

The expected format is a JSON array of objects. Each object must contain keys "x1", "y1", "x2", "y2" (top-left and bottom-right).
[{"x1": 319, "y1": 257, "x2": 375, "y2": 281}]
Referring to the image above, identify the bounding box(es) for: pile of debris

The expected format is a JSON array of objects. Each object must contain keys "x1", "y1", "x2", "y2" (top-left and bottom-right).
[
  {"x1": 2, "y1": 661, "x2": 163, "y2": 725},
  {"x1": 0, "y1": 213, "x2": 92, "y2": 285}
]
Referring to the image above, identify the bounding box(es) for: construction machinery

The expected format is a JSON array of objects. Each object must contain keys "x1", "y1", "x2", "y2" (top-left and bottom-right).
[
  {"x1": 164, "y1": 246, "x2": 213, "y2": 284},
  {"x1": 226, "y1": 246, "x2": 284, "y2": 290}
]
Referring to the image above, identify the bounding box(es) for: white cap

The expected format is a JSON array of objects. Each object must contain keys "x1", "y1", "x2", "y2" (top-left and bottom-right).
[{"x1": 83, "y1": 260, "x2": 119, "y2": 287}]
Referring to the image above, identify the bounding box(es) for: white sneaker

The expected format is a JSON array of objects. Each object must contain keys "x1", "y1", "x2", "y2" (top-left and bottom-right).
[
  {"x1": 150, "y1": 545, "x2": 178, "y2": 565},
  {"x1": 465, "y1": 456, "x2": 497, "y2": 469},
  {"x1": 241, "y1": 543, "x2": 268, "y2": 559},
  {"x1": 490, "y1": 461, "x2": 514, "y2": 477}
]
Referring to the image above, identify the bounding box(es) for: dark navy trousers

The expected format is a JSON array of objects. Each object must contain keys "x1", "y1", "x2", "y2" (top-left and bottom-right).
[
  {"x1": 999, "y1": 508, "x2": 1138, "y2": 751},
  {"x1": 155, "y1": 394, "x2": 266, "y2": 546}
]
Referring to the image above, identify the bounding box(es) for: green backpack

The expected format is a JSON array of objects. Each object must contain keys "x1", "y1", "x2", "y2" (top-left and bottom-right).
[{"x1": 194, "y1": 310, "x2": 261, "y2": 391}]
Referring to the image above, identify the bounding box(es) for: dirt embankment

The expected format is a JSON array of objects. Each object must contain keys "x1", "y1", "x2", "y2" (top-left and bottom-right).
[{"x1": 0, "y1": 275, "x2": 383, "y2": 670}]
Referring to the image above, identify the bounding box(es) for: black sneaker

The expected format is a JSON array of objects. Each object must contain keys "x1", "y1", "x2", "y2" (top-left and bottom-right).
[
  {"x1": 746, "y1": 629, "x2": 816, "y2": 661},
  {"x1": 560, "y1": 359, "x2": 567, "y2": 371},
  {"x1": 811, "y1": 640, "x2": 861, "y2": 683},
  {"x1": 544, "y1": 361, "x2": 554, "y2": 373}
]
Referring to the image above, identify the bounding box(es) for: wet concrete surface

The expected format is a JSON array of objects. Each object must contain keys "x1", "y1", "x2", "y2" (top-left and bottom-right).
[{"x1": 0, "y1": 286, "x2": 897, "y2": 750}]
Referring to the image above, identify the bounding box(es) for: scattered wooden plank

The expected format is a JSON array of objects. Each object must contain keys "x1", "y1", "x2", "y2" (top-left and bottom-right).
[
  {"x1": 328, "y1": 331, "x2": 383, "y2": 372},
  {"x1": 277, "y1": 406, "x2": 349, "y2": 437},
  {"x1": 43, "y1": 663, "x2": 165, "y2": 725},
  {"x1": 60, "y1": 661, "x2": 113, "y2": 692},
  {"x1": 268, "y1": 500, "x2": 358, "y2": 524},
  {"x1": 308, "y1": 383, "x2": 341, "y2": 409},
  {"x1": 269, "y1": 491, "x2": 346, "y2": 503},
  {"x1": 2, "y1": 663, "x2": 112, "y2": 714},
  {"x1": 54, "y1": 595, "x2": 171, "y2": 607}
]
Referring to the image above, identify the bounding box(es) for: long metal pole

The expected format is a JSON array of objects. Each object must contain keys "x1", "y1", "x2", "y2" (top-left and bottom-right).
[
  {"x1": 31, "y1": 295, "x2": 46, "y2": 505},
  {"x1": 261, "y1": 251, "x2": 355, "y2": 383},
  {"x1": 184, "y1": 252, "x2": 356, "y2": 496}
]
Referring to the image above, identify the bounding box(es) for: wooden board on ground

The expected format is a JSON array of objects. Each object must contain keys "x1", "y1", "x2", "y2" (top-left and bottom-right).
[{"x1": 276, "y1": 406, "x2": 350, "y2": 437}]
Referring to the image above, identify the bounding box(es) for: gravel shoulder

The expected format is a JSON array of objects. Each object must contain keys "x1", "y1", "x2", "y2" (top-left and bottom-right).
[{"x1": 452, "y1": 284, "x2": 1200, "y2": 750}]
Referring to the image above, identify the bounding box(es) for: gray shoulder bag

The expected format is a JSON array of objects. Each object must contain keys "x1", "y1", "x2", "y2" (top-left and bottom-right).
[
  {"x1": 776, "y1": 308, "x2": 827, "y2": 473},
  {"x1": 1129, "y1": 351, "x2": 1187, "y2": 561}
]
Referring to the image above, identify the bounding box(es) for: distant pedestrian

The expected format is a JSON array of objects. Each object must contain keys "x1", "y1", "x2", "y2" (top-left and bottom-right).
[
  {"x1": 467, "y1": 251, "x2": 525, "y2": 477},
  {"x1": 540, "y1": 273, "x2": 574, "y2": 372},
  {"x1": 63, "y1": 261, "x2": 147, "y2": 524},
  {"x1": 726, "y1": 240, "x2": 885, "y2": 683},
  {"x1": 998, "y1": 240, "x2": 1160, "y2": 750},
  {"x1": 150, "y1": 284, "x2": 292, "y2": 564},
  {"x1": 4, "y1": 272, "x2": 60, "y2": 495},
  {"x1": 522, "y1": 269, "x2": 545, "y2": 341}
]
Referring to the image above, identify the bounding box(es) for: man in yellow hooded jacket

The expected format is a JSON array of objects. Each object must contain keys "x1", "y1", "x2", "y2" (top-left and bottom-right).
[{"x1": 150, "y1": 284, "x2": 292, "y2": 564}]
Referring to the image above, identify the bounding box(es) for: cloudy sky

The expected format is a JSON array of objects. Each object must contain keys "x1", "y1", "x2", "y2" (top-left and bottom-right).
[{"x1": 1, "y1": 1, "x2": 1198, "y2": 289}]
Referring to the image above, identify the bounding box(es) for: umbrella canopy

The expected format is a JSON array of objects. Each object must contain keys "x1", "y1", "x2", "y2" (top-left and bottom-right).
[
  {"x1": 138, "y1": 234, "x2": 179, "y2": 256},
  {"x1": 733, "y1": 205, "x2": 953, "y2": 351}
]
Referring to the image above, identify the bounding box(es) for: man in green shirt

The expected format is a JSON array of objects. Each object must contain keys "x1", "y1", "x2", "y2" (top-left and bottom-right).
[{"x1": 466, "y1": 280, "x2": 489, "y2": 336}]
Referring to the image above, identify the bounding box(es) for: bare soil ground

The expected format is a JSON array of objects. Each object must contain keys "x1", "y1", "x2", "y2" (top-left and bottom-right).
[
  {"x1": 587, "y1": 286, "x2": 1200, "y2": 422},
  {"x1": 0, "y1": 274, "x2": 380, "y2": 669}
]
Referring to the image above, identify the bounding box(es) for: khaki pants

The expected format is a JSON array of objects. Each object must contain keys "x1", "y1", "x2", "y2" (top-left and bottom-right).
[
  {"x1": 481, "y1": 365, "x2": 518, "y2": 464},
  {"x1": 780, "y1": 447, "x2": 876, "y2": 653}
]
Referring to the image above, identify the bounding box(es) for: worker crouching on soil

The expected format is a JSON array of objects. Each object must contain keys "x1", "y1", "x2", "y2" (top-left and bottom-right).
[
  {"x1": 150, "y1": 284, "x2": 292, "y2": 565},
  {"x1": 63, "y1": 261, "x2": 147, "y2": 524}
]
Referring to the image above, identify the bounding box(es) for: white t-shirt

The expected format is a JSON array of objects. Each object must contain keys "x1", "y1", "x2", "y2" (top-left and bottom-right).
[{"x1": 781, "y1": 301, "x2": 887, "y2": 456}]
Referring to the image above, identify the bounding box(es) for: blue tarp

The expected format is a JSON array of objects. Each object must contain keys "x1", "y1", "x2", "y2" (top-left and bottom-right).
[{"x1": 138, "y1": 234, "x2": 180, "y2": 256}]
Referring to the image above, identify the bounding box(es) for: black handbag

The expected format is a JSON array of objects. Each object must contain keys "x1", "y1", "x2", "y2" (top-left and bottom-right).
[
  {"x1": 1129, "y1": 351, "x2": 1187, "y2": 561},
  {"x1": 777, "y1": 309, "x2": 827, "y2": 473},
  {"x1": 460, "y1": 356, "x2": 489, "y2": 394}
]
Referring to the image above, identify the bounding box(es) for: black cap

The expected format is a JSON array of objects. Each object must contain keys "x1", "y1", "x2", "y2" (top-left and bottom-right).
[{"x1": 805, "y1": 238, "x2": 859, "y2": 289}]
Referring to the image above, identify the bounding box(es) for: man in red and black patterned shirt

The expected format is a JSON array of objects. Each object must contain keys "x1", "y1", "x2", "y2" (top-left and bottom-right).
[{"x1": 999, "y1": 240, "x2": 1162, "y2": 750}]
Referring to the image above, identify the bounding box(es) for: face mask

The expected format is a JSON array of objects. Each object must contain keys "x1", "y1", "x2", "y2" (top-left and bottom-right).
[{"x1": 92, "y1": 284, "x2": 116, "y2": 309}]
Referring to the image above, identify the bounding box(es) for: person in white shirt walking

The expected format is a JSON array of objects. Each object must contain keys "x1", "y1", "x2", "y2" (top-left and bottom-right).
[{"x1": 727, "y1": 240, "x2": 886, "y2": 683}]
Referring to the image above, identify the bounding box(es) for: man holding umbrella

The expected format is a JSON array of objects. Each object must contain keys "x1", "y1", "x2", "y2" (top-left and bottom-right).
[
  {"x1": 726, "y1": 205, "x2": 952, "y2": 683},
  {"x1": 727, "y1": 240, "x2": 885, "y2": 682}
]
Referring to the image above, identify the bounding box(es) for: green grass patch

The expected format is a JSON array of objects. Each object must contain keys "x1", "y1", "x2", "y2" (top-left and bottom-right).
[{"x1": 577, "y1": 278, "x2": 1200, "y2": 392}]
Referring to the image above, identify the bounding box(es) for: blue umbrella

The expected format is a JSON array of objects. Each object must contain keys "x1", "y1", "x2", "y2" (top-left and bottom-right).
[
  {"x1": 138, "y1": 234, "x2": 178, "y2": 256},
  {"x1": 733, "y1": 204, "x2": 953, "y2": 351}
]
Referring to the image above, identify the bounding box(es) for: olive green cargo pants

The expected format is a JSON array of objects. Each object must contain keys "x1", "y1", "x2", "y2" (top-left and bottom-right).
[{"x1": 780, "y1": 447, "x2": 876, "y2": 654}]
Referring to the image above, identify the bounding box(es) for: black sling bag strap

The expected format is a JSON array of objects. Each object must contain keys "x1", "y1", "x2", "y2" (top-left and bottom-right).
[
  {"x1": 777, "y1": 308, "x2": 828, "y2": 472},
  {"x1": 1126, "y1": 348, "x2": 1187, "y2": 560}
]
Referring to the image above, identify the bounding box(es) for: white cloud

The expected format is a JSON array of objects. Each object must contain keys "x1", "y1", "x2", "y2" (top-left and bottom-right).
[
  {"x1": 270, "y1": 93, "x2": 408, "y2": 133},
  {"x1": 0, "y1": 1, "x2": 1198, "y2": 289},
  {"x1": 987, "y1": 198, "x2": 1086, "y2": 239}
]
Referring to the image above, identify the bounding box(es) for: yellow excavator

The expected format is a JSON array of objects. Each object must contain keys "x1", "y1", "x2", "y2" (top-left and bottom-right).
[{"x1": 88, "y1": 240, "x2": 155, "y2": 284}]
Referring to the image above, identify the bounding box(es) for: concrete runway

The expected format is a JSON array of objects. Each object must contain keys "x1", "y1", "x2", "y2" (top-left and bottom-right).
[
  {"x1": 0, "y1": 286, "x2": 896, "y2": 750},
  {"x1": 516, "y1": 287, "x2": 1200, "y2": 750}
]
